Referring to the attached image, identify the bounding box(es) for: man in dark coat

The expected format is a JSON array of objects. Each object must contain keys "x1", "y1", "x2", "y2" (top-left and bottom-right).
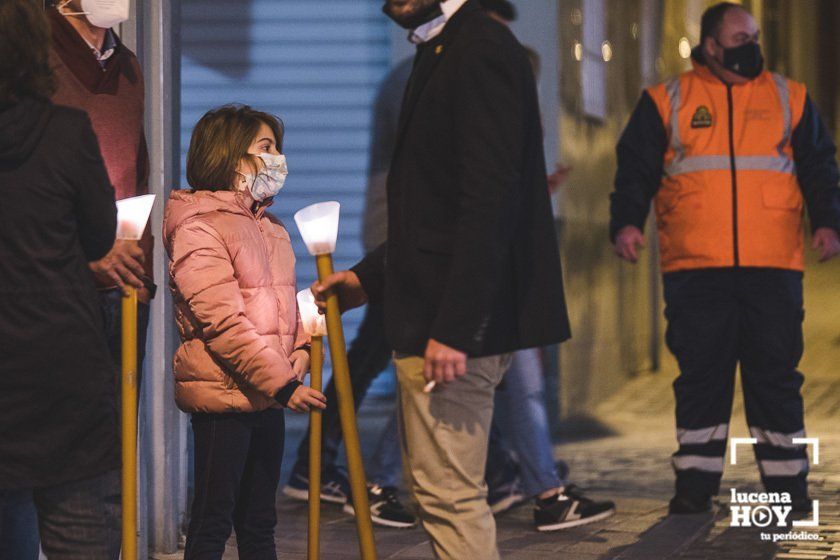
[
  {"x1": 0, "y1": 1, "x2": 121, "y2": 557},
  {"x1": 313, "y1": 1, "x2": 588, "y2": 556}
]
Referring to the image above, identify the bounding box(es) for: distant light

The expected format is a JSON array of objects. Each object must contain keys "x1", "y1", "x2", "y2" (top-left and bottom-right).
[
  {"x1": 631, "y1": 23, "x2": 639, "y2": 40},
  {"x1": 570, "y1": 8, "x2": 582, "y2": 26},
  {"x1": 678, "y1": 37, "x2": 692, "y2": 59},
  {"x1": 602, "y1": 41, "x2": 613, "y2": 62},
  {"x1": 573, "y1": 41, "x2": 582, "y2": 62}
]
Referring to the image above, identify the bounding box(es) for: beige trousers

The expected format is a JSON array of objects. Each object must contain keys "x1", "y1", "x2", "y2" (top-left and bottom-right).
[{"x1": 395, "y1": 353, "x2": 512, "y2": 560}]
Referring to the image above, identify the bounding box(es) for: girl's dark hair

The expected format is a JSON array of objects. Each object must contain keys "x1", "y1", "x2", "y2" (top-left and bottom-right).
[
  {"x1": 186, "y1": 105, "x2": 284, "y2": 192},
  {"x1": 0, "y1": 0, "x2": 56, "y2": 107}
]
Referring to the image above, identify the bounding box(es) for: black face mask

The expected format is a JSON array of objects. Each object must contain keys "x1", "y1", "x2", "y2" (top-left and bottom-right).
[{"x1": 717, "y1": 41, "x2": 764, "y2": 79}]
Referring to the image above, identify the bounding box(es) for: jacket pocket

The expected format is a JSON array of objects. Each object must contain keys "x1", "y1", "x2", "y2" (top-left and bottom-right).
[
  {"x1": 656, "y1": 188, "x2": 703, "y2": 218},
  {"x1": 761, "y1": 183, "x2": 802, "y2": 210}
]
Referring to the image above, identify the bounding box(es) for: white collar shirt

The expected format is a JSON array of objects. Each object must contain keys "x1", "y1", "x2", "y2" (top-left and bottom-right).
[{"x1": 408, "y1": 0, "x2": 469, "y2": 44}]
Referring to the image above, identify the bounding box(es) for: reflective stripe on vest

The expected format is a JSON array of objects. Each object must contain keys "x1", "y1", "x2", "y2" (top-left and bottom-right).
[{"x1": 663, "y1": 73, "x2": 796, "y2": 178}]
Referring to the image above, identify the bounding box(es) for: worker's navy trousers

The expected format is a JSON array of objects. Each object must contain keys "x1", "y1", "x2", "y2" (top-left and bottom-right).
[{"x1": 664, "y1": 268, "x2": 809, "y2": 501}]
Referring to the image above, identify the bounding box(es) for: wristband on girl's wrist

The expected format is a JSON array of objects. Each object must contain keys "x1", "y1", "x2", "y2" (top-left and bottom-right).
[{"x1": 274, "y1": 380, "x2": 302, "y2": 406}]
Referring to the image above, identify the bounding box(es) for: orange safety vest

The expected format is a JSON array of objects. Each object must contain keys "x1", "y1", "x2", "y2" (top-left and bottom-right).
[{"x1": 647, "y1": 61, "x2": 807, "y2": 273}]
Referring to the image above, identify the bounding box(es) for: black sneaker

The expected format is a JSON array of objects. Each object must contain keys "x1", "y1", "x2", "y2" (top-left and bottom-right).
[
  {"x1": 534, "y1": 485, "x2": 616, "y2": 531},
  {"x1": 488, "y1": 477, "x2": 528, "y2": 515},
  {"x1": 343, "y1": 485, "x2": 417, "y2": 529},
  {"x1": 282, "y1": 467, "x2": 350, "y2": 505},
  {"x1": 668, "y1": 494, "x2": 713, "y2": 515}
]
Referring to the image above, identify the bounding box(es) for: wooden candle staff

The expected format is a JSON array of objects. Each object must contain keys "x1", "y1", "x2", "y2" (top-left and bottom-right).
[
  {"x1": 295, "y1": 202, "x2": 377, "y2": 560},
  {"x1": 297, "y1": 289, "x2": 328, "y2": 559},
  {"x1": 115, "y1": 194, "x2": 155, "y2": 560}
]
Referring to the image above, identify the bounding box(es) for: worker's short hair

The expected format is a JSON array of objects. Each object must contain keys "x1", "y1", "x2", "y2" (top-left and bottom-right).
[{"x1": 700, "y1": 2, "x2": 748, "y2": 42}]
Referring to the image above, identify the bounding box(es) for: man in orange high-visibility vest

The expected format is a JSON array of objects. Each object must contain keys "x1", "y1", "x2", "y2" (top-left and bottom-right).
[{"x1": 610, "y1": 2, "x2": 840, "y2": 515}]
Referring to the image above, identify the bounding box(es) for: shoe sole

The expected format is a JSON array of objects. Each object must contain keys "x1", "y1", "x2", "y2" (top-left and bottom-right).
[
  {"x1": 343, "y1": 504, "x2": 417, "y2": 529},
  {"x1": 282, "y1": 485, "x2": 347, "y2": 505},
  {"x1": 536, "y1": 507, "x2": 616, "y2": 532},
  {"x1": 490, "y1": 494, "x2": 527, "y2": 515}
]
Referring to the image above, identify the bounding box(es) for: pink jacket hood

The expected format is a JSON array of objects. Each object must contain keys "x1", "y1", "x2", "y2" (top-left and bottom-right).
[{"x1": 164, "y1": 189, "x2": 258, "y2": 253}]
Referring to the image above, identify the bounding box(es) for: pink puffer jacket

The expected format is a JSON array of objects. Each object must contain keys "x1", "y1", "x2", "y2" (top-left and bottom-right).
[{"x1": 163, "y1": 189, "x2": 308, "y2": 413}]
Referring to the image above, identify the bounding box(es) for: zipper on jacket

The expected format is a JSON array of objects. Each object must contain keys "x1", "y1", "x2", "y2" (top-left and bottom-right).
[{"x1": 726, "y1": 84, "x2": 740, "y2": 267}]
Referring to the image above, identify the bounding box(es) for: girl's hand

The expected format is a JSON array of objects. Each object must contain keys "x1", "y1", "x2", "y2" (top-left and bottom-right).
[
  {"x1": 290, "y1": 348, "x2": 310, "y2": 381},
  {"x1": 287, "y1": 386, "x2": 327, "y2": 413}
]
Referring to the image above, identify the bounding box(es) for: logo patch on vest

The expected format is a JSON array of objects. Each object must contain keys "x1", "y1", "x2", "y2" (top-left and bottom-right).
[{"x1": 691, "y1": 106, "x2": 713, "y2": 128}]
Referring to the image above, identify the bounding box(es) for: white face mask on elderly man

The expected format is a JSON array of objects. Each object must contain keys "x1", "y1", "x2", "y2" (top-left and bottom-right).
[
  {"x1": 59, "y1": 0, "x2": 131, "y2": 30},
  {"x1": 241, "y1": 153, "x2": 289, "y2": 202}
]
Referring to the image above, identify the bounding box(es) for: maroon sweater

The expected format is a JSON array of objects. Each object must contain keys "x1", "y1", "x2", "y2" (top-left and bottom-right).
[{"x1": 48, "y1": 8, "x2": 153, "y2": 284}]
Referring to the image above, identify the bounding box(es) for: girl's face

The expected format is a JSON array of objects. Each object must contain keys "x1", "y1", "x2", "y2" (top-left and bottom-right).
[{"x1": 233, "y1": 121, "x2": 281, "y2": 194}]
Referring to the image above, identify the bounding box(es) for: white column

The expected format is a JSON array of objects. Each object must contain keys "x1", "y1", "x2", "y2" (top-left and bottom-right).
[{"x1": 137, "y1": 0, "x2": 187, "y2": 555}]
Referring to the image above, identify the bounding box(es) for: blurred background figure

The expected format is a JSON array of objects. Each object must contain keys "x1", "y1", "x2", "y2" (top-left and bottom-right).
[
  {"x1": 477, "y1": 0, "x2": 615, "y2": 533},
  {"x1": 0, "y1": 1, "x2": 121, "y2": 558},
  {"x1": 281, "y1": 53, "x2": 417, "y2": 530},
  {"x1": 312, "y1": 0, "x2": 578, "y2": 555}
]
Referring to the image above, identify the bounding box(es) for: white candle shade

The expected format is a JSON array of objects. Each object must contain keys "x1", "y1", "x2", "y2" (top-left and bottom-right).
[
  {"x1": 296, "y1": 288, "x2": 328, "y2": 337},
  {"x1": 294, "y1": 201, "x2": 340, "y2": 256},
  {"x1": 116, "y1": 194, "x2": 156, "y2": 240}
]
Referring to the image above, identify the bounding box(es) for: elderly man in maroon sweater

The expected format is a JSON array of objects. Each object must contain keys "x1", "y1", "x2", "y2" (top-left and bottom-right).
[{"x1": 49, "y1": 2, "x2": 154, "y2": 369}]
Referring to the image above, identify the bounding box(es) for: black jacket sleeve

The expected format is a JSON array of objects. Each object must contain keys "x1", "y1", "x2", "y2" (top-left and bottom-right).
[
  {"x1": 274, "y1": 380, "x2": 302, "y2": 407},
  {"x1": 350, "y1": 242, "x2": 387, "y2": 304},
  {"x1": 609, "y1": 91, "x2": 667, "y2": 241},
  {"x1": 792, "y1": 94, "x2": 840, "y2": 234},
  {"x1": 427, "y1": 37, "x2": 525, "y2": 353},
  {"x1": 72, "y1": 114, "x2": 117, "y2": 262}
]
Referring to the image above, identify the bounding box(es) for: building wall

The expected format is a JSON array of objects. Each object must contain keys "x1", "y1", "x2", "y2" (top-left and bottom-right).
[{"x1": 555, "y1": 0, "x2": 663, "y2": 425}]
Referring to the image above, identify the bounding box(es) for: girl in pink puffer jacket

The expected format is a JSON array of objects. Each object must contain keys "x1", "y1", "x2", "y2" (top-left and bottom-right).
[{"x1": 164, "y1": 105, "x2": 326, "y2": 559}]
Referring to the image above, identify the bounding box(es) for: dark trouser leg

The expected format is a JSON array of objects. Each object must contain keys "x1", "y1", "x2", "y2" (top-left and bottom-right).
[
  {"x1": 185, "y1": 413, "x2": 253, "y2": 560},
  {"x1": 366, "y1": 407, "x2": 403, "y2": 488},
  {"x1": 0, "y1": 489, "x2": 39, "y2": 560},
  {"x1": 98, "y1": 289, "x2": 151, "y2": 417},
  {"x1": 292, "y1": 300, "x2": 392, "y2": 475},
  {"x1": 737, "y1": 269, "x2": 809, "y2": 499},
  {"x1": 484, "y1": 419, "x2": 520, "y2": 494},
  {"x1": 34, "y1": 469, "x2": 121, "y2": 560},
  {"x1": 664, "y1": 270, "x2": 739, "y2": 500},
  {"x1": 232, "y1": 409, "x2": 284, "y2": 560}
]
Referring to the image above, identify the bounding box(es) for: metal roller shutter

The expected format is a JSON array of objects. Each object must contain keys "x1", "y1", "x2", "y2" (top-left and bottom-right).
[{"x1": 180, "y1": 0, "x2": 390, "y2": 389}]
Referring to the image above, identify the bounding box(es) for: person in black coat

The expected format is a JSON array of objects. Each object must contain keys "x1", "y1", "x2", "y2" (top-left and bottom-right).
[
  {"x1": 312, "y1": 1, "x2": 582, "y2": 557},
  {"x1": 0, "y1": 1, "x2": 121, "y2": 558}
]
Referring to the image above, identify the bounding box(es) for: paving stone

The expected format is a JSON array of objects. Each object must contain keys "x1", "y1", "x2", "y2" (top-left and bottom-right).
[{"x1": 186, "y1": 311, "x2": 840, "y2": 560}]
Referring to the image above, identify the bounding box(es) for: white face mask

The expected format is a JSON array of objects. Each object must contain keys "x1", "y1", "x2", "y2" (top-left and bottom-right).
[
  {"x1": 62, "y1": 0, "x2": 130, "y2": 29},
  {"x1": 241, "y1": 153, "x2": 288, "y2": 202}
]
